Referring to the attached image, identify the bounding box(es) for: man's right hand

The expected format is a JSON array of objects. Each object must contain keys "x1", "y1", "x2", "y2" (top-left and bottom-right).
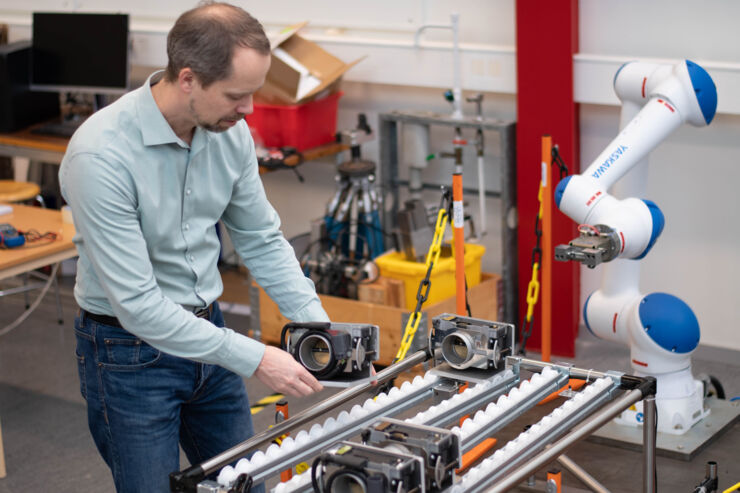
[{"x1": 254, "y1": 345, "x2": 323, "y2": 397}]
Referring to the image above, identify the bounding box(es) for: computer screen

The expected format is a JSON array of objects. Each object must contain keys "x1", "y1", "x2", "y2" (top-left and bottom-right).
[{"x1": 31, "y1": 12, "x2": 129, "y2": 94}]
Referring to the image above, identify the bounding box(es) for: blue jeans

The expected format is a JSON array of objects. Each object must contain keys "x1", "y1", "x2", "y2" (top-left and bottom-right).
[{"x1": 74, "y1": 302, "x2": 259, "y2": 493}]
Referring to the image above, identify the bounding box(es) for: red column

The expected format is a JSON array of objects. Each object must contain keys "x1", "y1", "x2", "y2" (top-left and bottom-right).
[{"x1": 516, "y1": 0, "x2": 580, "y2": 357}]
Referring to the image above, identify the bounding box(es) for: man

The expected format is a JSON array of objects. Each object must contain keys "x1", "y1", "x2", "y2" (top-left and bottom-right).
[{"x1": 59, "y1": 3, "x2": 326, "y2": 492}]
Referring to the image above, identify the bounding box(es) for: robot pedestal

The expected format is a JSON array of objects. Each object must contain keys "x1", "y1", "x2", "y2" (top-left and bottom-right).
[{"x1": 590, "y1": 397, "x2": 739, "y2": 460}]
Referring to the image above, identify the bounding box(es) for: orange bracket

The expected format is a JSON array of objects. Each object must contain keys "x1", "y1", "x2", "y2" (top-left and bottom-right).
[
  {"x1": 275, "y1": 400, "x2": 292, "y2": 482},
  {"x1": 539, "y1": 379, "x2": 586, "y2": 405},
  {"x1": 457, "y1": 438, "x2": 498, "y2": 473},
  {"x1": 455, "y1": 381, "x2": 498, "y2": 472},
  {"x1": 547, "y1": 468, "x2": 562, "y2": 492}
]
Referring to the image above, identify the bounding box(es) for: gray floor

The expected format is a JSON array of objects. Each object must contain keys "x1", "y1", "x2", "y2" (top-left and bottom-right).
[{"x1": 0, "y1": 275, "x2": 738, "y2": 492}]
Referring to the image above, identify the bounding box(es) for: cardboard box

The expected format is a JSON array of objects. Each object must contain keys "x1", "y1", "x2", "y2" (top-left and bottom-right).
[
  {"x1": 258, "y1": 22, "x2": 363, "y2": 104},
  {"x1": 357, "y1": 277, "x2": 405, "y2": 308},
  {"x1": 253, "y1": 273, "x2": 502, "y2": 366}
]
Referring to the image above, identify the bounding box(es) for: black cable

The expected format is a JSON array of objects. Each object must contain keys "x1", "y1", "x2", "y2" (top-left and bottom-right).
[
  {"x1": 709, "y1": 375, "x2": 726, "y2": 399},
  {"x1": 311, "y1": 455, "x2": 325, "y2": 493},
  {"x1": 654, "y1": 399, "x2": 659, "y2": 493}
]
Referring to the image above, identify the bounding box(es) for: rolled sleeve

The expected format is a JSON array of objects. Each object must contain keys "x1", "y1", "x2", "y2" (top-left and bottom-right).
[{"x1": 221, "y1": 137, "x2": 329, "y2": 324}]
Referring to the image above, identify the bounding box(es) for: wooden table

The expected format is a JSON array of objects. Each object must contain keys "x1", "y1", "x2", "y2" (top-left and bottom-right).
[
  {"x1": 0, "y1": 203, "x2": 76, "y2": 479},
  {"x1": 0, "y1": 204, "x2": 77, "y2": 280},
  {"x1": 0, "y1": 122, "x2": 349, "y2": 170},
  {"x1": 0, "y1": 123, "x2": 69, "y2": 164}
]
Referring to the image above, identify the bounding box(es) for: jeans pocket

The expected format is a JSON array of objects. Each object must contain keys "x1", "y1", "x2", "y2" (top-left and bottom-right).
[
  {"x1": 75, "y1": 350, "x2": 87, "y2": 399},
  {"x1": 102, "y1": 337, "x2": 161, "y2": 371}
]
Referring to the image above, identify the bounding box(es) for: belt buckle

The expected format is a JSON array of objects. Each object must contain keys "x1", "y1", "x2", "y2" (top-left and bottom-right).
[{"x1": 194, "y1": 305, "x2": 210, "y2": 320}]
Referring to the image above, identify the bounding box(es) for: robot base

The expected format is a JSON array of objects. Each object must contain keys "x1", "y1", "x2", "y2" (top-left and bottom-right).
[
  {"x1": 614, "y1": 376, "x2": 708, "y2": 435},
  {"x1": 590, "y1": 397, "x2": 740, "y2": 461}
]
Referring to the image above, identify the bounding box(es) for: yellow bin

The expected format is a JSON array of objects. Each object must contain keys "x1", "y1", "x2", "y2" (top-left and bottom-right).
[{"x1": 375, "y1": 243, "x2": 486, "y2": 310}]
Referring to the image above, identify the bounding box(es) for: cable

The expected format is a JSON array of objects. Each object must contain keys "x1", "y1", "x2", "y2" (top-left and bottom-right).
[
  {"x1": 311, "y1": 455, "x2": 325, "y2": 493},
  {"x1": 708, "y1": 375, "x2": 726, "y2": 399},
  {"x1": 0, "y1": 262, "x2": 60, "y2": 337}
]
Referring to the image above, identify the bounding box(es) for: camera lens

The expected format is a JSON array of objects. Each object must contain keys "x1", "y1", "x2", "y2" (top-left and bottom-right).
[
  {"x1": 441, "y1": 331, "x2": 477, "y2": 369},
  {"x1": 328, "y1": 470, "x2": 367, "y2": 493},
  {"x1": 298, "y1": 333, "x2": 334, "y2": 372}
]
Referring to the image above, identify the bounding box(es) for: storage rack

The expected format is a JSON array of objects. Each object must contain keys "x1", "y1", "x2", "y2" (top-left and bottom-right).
[{"x1": 377, "y1": 111, "x2": 518, "y2": 325}]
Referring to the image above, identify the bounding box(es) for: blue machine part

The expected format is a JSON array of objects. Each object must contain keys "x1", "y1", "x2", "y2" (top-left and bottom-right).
[
  {"x1": 0, "y1": 223, "x2": 25, "y2": 248},
  {"x1": 638, "y1": 292, "x2": 700, "y2": 353},
  {"x1": 685, "y1": 60, "x2": 718, "y2": 125},
  {"x1": 583, "y1": 292, "x2": 596, "y2": 338},
  {"x1": 634, "y1": 199, "x2": 665, "y2": 259},
  {"x1": 554, "y1": 175, "x2": 572, "y2": 209}
]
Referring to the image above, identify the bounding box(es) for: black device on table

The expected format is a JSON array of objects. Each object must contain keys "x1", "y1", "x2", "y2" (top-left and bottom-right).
[
  {"x1": 0, "y1": 41, "x2": 59, "y2": 133},
  {"x1": 31, "y1": 116, "x2": 88, "y2": 138},
  {"x1": 29, "y1": 12, "x2": 130, "y2": 138},
  {"x1": 0, "y1": 12, "x2": 130, "y2": 136},
  {"x1": 31, "y1": 12, "x2": 129, "y2": 96}
]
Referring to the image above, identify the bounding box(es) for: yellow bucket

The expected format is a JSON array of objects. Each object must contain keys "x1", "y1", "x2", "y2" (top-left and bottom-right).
[{"x1": 375, "y1": 243, "x2": 485, "y2": 310}]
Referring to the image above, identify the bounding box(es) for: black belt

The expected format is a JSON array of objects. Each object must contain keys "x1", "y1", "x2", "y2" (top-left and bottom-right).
[{"x1": 82, "y1": 304, "x2": 213, "y2": 328}]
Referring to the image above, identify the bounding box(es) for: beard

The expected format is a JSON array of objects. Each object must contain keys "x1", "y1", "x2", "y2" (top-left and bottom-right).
[{"x1": 189, "y1": 99, "x2": 243, "y2": 133}]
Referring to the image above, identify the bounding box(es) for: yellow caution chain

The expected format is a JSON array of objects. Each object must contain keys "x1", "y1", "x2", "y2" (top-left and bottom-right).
[
  {"x1": 520, "y1": 177, "x2": 544, "y2": 353},
  {"x1": 520, "y1": 145, "x2": 570, "y2": 354},
  {"x1": 724, "y1": 482, "x2": 740, "y2": 493},
  {"x1": 250, "y1": 392, "x2": 284, "y2": 415},
  {"x1": 394, "y1": 207, "x2": 449, "y2": 362}
]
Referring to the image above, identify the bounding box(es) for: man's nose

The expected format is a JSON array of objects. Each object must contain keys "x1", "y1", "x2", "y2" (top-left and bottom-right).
[{"x1": 236, "y1": 96, "x2": 253, "y2": 115}]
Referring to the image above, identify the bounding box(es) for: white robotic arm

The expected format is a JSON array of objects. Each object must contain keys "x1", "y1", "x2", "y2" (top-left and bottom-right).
[
  {"x1": 555, "y1": 60, "x2": 717, "y2": 265},
  {"x1": 553, "y1": 60, "x2": 717, "y2": 434}
]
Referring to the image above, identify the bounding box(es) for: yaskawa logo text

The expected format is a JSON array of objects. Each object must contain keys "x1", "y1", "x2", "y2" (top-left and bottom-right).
[{"x1": 592, "y1": 145, "x2": 628, "y2": 179}]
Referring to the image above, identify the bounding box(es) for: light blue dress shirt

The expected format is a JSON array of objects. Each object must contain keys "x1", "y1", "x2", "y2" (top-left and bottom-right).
[{"x1": 59, "y1": 71, "x2": 328, "y2": 378}]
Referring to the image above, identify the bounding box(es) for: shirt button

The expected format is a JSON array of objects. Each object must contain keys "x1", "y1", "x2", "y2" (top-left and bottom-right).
[
  {"x1": 184, "y1": 224, "x2": 190, "y2": 231},
  {"x1": 186, "y1": 189, "x2": 192, "y2": 195},
  {"x1": 190, "y1": 255, "x2": 195, "y2": 262}
]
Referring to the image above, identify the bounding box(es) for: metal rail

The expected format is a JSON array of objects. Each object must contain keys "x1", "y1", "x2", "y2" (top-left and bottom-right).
[
  {"x1": 487, "y1": 384, "x2": 655, "y2": 492},
  {"x1": 176, "y1": 355, "x2": 657, "y2": 493},
  {"x1": 557, "y1": 454, "x2": 611, "y2": 493},
  {"x1": 169, "y1": 351, "x2": 429, "y2": 492},
  {"x1": 457, "y1": 368, "x2": 568, "y2": 454}
]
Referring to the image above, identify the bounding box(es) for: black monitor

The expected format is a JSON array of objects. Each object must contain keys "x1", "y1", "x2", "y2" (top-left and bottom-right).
[{"x1": 31, "y1": 12, "x2": 129, "y2": 95}]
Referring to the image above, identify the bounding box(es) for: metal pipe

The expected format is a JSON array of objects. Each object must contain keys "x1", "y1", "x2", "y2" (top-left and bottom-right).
[
  {"x1": 643, "y1": 395, "x2": 657, "y2": 493},
  {"x1": 557, "y1": 454, "x2": 611, "y2": 493},
  {"x1": 488, "y1": 388, "x2": 644, "y2": 492},
  {"x1": 512, "y1": 356, "x2": 612, "y2": 383},
  {"x1": 450, "y1": 13, "x2": 462, "y2": 120},
  {"x1": 174, "y1": 350, "x2": 429, "y2": 486},
  {"x1": 413, "y1": 13, "x2": 463, "y2": 120}
]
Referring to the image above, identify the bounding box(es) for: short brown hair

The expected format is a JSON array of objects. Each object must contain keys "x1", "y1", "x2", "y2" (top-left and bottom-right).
[{"x1": 165, "y1": 1, "x2": 270, "y2": 87}]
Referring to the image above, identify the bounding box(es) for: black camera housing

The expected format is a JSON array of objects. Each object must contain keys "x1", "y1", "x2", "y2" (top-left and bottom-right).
[
  {"x1": 314, "y1": 442, "x2": 423, "y2": 493},
  {"x1": 280, "y1": 322, "x2": 379, "y2": 382},
  {"x1": 430, "y1": 314, "x2": 514, "y2": 371},
  {"x1": 362, "y1": 418, "x2": 459, "y2": 491}
]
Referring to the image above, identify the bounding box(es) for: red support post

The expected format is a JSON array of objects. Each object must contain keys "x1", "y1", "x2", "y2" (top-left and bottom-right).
[{"x1": 516, "y1": 0, "x2": 581, "y2": 357}]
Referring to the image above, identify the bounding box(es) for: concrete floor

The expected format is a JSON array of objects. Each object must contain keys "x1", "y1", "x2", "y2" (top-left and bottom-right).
[{"x1": 0, "y1": 273, "x2": 738, "y2": 492}]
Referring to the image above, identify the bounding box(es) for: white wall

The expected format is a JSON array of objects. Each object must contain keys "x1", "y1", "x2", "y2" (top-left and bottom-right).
[{"x1": 2, "y1": 1, "x2": 738, "y2": 350}]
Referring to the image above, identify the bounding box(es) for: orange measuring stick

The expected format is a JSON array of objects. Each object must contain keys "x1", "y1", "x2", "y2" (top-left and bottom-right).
[
  {"x1": 541, "y1": 135, "x2": 553, "y2": 362},
  {"x1": 453, "y1": 172, "x2": 466, "y2": 315}
]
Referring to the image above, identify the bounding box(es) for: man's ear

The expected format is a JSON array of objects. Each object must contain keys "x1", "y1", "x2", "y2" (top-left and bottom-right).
[{"x1": 178, "y1": 68, "x2": 197, "y2": 94}]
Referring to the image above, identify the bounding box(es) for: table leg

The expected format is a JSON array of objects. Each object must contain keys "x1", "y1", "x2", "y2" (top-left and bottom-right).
[{"x1": 0, "y1": 416, "x2": 7, "y2": 478}]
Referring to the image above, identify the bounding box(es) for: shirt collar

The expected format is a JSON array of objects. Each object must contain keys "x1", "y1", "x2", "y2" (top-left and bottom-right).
[{"x1": 136, "y1": 70, "x2": 213, "y2": 150}]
